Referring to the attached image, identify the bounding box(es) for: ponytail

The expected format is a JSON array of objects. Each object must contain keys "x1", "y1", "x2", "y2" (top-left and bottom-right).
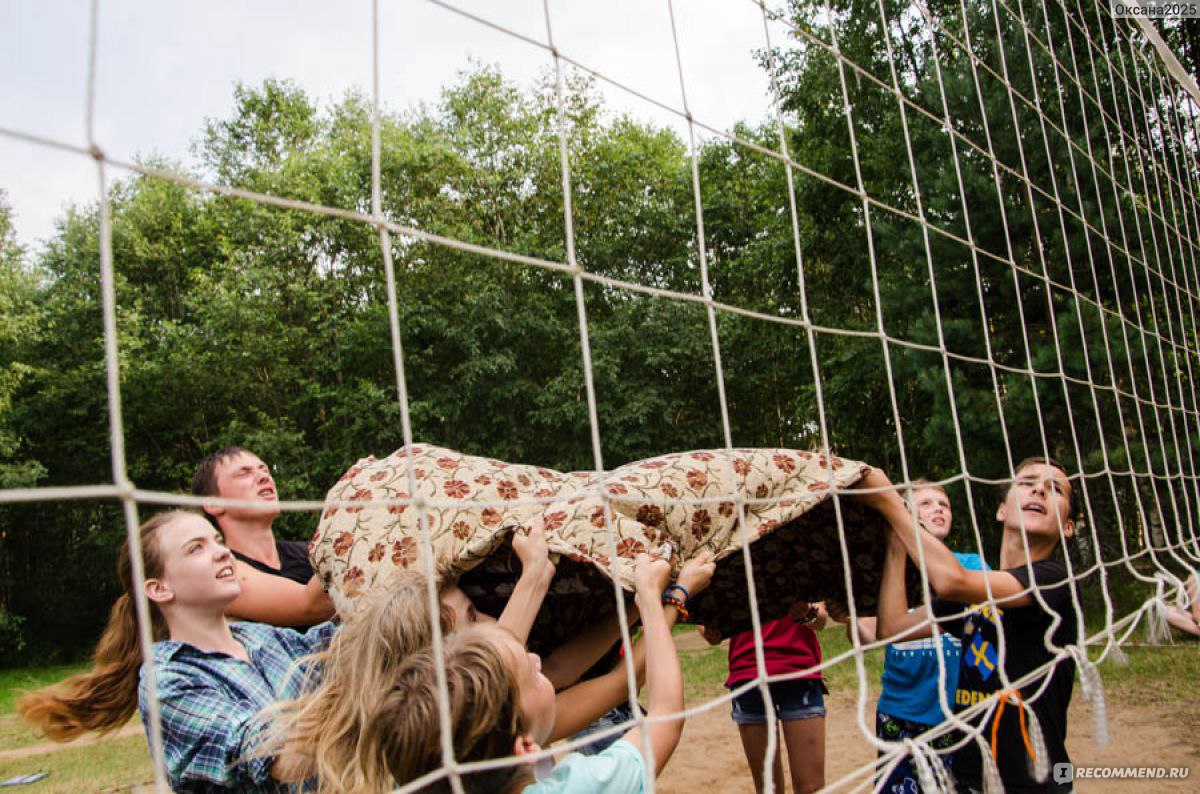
[{"x1": 18, "y1": 510, "x2": 182, "y2": 741}]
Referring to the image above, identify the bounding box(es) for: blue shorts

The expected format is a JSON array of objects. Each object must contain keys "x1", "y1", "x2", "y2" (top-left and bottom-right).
[{"x1": 730, "y1": 678, "x2": 826, "y2": 725}]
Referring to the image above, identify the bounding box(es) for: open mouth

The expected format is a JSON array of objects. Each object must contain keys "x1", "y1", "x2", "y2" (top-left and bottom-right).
[
  {"x1": 1021, "y1": 503, "x2": 1046, "y2": 515},
  {"x1": 257, "y1": 487, "x2": 277, "y2": 498},
  {"x1": 216, "y1": 565, "x2": 235, "y2": 580}
]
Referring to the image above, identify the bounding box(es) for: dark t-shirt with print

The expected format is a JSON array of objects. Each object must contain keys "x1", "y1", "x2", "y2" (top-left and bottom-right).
[
  {"x1": 232, "y1": 538, "x2": 314, "y2": 585},
  {"x1": 933, "y1": 559, "x2": 1078, "y2": 793}
]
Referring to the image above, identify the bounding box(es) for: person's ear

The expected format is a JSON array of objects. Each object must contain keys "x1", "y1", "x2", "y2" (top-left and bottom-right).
[
  {"x1": 512, "y1": 734, "x2": 541, "y2": 758},
  {"x1": 1062, "y1": 518, "x2": 1075, "y2": 540},
  {"x1": 145, "y1": 577, "x2": 174, "y2": 606},
  {"x1": 995, "y1": 502, "x2": 1006, "y2": 524},
  {"x1": 202, "y1": 500, "x2": 224, "y2": 520}
]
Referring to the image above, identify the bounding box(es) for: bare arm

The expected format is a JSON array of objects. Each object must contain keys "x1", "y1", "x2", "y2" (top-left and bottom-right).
[
  {"x1": 1189, "y1": 572, "x2": 1200, "y2": 625},
  {"x1": 543, "y1": 550, "x2": 717, "y2": 691},
  {"x1": 497, "y1": 525, "x2": 555, "y2": 644},
  {"x1": 547, "y1": 605, "x2": 666, "y2": 742},
  {"x1": 853, "y1": 617, "x2": 877, "y2": 645},
  {"x1": 876, "y1": 531, "x2": 933, "y2": 642},
  {"x1": 225, "y1": 564, "x2": 335, "y2": 627},
  {"x1": 542, "y1": 603, "x2": 639, "y2": 692},
  {"x1": 619, "y1": 555, "x2": 682, "y2": 776},
  {"x1": 854, "y1": 468, "x2": 1034, "y2": 608}
]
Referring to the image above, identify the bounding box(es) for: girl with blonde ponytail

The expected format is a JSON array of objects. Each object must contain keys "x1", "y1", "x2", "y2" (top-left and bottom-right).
[{"x1": 19, "y1": 510, "x2": 336, "y2": 791}]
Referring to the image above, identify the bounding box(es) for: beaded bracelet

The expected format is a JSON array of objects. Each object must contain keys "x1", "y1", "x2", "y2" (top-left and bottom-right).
[{"x1": 662, "y1": 593, "x2": 690, "y2": 622}]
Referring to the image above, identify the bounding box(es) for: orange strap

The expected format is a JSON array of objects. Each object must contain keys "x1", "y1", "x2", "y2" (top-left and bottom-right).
[{"x1": 990, "y1": 689, "x2": 1037, "y2": 763}]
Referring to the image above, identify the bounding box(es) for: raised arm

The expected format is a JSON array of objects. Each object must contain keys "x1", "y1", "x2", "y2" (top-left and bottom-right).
[
  {"x1": 497, "y1": 525, "x2": 555, "y2": 644},
  {"x1": 549, "y1": 552, "x2": 715, "y2": 741},
  {"x1": 542, "y1": 605, "x2": 639, "y2": 692},
  {"x1": 852, "y1": 468, "x2": 1032, "y2": 609},
  {"x1": 618, "y1": 554, "x2": 681, "y2": 775},
  {"x1": 875, "y1": 531, "x2": 933, "y2": 642},
  {"x1": 224, "y1": 564, "x2": 335, "y2": 627}
]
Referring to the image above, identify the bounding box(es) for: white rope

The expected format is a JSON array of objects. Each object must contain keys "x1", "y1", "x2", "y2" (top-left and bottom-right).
[
  {"x1": 7, "y1": 3, "x2": 1200, "y2": 793},
  {"x1": 85, "y1": 0, "x2": 168, "y2": 790}
]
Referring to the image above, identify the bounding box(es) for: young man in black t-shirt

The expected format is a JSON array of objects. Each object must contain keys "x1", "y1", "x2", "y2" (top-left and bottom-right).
[
  {"x1": 855, "y1": 457, "x2": 1080, "y2": 793},
  {"x1": 192, "y1": 447, "x2": 335, "y2": 628}
]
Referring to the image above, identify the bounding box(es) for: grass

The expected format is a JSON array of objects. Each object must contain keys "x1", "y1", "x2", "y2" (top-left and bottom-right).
[
  {"x1": 1, "y1": 627, "x2": 1195, "y2": 791},
  {"x1": 0, "y1": 734, "x2": 153, "y2": 793},
  {"x1": 0, "y1": 666, "x2": 88, "y2": 715},
  {"x1": 0, "y1": 664, "x2": 154, "y2": 792}
]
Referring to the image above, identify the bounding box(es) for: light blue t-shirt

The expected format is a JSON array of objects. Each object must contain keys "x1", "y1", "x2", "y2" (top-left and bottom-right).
[
  {"x1": 523, "y1": 738, "x2": 646, "y2": 793},
  {"x1": 876, "y1": 551, "x2": 987, "y2": 726}
]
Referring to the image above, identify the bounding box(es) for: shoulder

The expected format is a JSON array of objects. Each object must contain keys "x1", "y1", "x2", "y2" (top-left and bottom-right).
[
  {"x1": 525, "y1": 741, "x2": 645, "y2": 793},
  {"x1": 232, "y1": 620, "x2": 334, "y2": 658}
]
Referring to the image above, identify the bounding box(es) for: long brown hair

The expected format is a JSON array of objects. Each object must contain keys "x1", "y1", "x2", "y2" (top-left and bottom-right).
[
  {"x1": 359, "y1": 625, "x2": 533, "y2": 794},
  {"x1": 266, "y1": 570, "x2": 455, "y2": 793},
  {"x1": 18, "y1": 510, "x2": 187, "y2": 740}
]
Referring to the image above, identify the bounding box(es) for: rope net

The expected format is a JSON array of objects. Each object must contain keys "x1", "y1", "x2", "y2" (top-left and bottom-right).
[{"x1": 3, "y1": 0, "x2": 1200, "y2": 791}]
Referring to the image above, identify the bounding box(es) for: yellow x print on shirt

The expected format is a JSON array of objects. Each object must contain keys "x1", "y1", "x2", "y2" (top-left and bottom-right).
[{"x1": 970, "y1": 639, "x2": 996, "y2": 672}]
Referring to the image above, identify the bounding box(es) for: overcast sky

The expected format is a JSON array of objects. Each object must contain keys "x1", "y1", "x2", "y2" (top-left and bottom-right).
[{"x1": 1, "y1": 0, "x2": 796, "y2": 252}]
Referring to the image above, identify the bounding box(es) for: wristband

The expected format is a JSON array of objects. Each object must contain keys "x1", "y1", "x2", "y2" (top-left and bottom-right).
[
  {"x1": 664, "y1": 583, "x2": 690, "y2": 601},
  {"x1": 794, "y1": 605, "x2": 820, "y2": 626}
]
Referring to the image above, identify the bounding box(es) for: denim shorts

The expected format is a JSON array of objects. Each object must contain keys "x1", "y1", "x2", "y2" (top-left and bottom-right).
[
  {"x1": 573, "y1": 703, "x2": 635, "y2": 755},
  {"x1": 730, "y1": 678, "x2": 826, "y2": 725}
]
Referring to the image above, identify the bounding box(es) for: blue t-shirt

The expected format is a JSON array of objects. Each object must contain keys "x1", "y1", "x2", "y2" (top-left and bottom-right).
[
  {"x1": 876, "y1": 552, "x2": 987, "y2": 726},
  {"x1": 523, "y1": 738, "x2": 646, "y2": 793}
]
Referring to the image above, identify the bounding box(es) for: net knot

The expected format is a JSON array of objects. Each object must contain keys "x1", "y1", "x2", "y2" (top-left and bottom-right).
[
  {"x1": 902, "y1": 737, "x2": 953, "y2": 793},
  {"x1": 1146, "y1": 576, "x2": 1175, "y2": 645},
  {"x1": 1066, "y1": 644, "x2": 1110, "y2": 747}
]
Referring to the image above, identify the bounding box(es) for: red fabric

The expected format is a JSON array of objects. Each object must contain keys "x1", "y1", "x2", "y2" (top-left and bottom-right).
[{"x1": 725, "y1": 615, "x2": 822, "y2": 687}]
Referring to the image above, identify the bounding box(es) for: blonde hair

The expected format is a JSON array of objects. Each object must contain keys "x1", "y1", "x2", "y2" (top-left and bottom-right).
[
  {"x1": 266, "y1": 569, "x2": 455, "y2": 793},
  {"x1": 18, "y1": 510, "x2": 188, "y2": 740},
  {"x1": 359, "y1": 625, "x2": 533, "y2": 793},
  {"x1": 906, "y1": 477, "x2": 947, "y2": 499}
]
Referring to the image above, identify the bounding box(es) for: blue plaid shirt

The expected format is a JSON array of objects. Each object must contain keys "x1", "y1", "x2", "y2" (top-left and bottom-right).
[{"x1": 137, "y1": 621, "x2": 336, "y2": 792}]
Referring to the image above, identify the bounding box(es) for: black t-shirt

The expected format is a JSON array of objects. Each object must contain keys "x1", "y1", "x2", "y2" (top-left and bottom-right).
[
  {"x1": 933, "y1": 559, "x2": 1078, "y2": 793},
  {"x1": 232, "y1": 538, "x2": 314, "y2": 586}
]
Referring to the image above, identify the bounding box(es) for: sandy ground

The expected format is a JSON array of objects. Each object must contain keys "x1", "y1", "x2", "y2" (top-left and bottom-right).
[
  {"x1": 7, "y1": 632, "x2": 1196, "y2": 792},
  {"x1": 661, "y1": 635, "x2": 1199, "y2": 793}
]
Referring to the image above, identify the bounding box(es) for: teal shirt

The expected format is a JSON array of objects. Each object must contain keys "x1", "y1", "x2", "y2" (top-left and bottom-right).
[{"x1": 523, "y1": 739, "x2": 646, "y2": 793}]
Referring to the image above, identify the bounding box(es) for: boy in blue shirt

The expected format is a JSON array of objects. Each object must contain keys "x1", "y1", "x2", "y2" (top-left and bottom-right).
[{"x1": 854, "y1": 479, "x2": 987, "y2": 793}]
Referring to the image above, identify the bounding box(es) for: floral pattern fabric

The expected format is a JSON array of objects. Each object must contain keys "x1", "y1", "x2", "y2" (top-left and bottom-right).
[{"x1": 310, "y1": 444, "x2": 911, "y2": 650}]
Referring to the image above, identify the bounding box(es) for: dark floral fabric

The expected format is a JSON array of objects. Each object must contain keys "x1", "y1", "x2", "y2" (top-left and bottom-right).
[{"x1": 310, "y1": 444, "x2": 916, "y2": 652}]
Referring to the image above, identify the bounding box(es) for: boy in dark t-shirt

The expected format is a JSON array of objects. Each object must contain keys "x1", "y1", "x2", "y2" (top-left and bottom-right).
[
  {"x1": 854, "y1": 457, "x2": 1081, "y2": 793},
  {"x1": 192, "y1": 447, "x2": 333, "y2": 628},
  {"x1": 932, "y1": 559, "x2": 1077, "y2": 791}
]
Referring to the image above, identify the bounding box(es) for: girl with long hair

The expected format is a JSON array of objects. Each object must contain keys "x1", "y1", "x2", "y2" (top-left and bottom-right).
[
  {"x1": 274, "y1": 524, "x2": 714, "y2": 793},
  {"x1": 357, "y1": 552, "x2": 702, "y2": 793},
  {"x1": 19, "y1": 510, "x2": 335, "y2": 791}
]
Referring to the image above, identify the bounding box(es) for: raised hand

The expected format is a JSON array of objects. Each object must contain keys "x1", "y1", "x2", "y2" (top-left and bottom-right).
[
  {"x1": 512, "y1": 524, "x2": 554, "y2": 579},
  {"x1": 634, "y1": 552, "x2": 672, "y2": 596}
]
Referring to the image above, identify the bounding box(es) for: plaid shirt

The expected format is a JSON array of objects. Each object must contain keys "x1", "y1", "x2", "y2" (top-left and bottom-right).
[{"x1": 137, "y1": 621, "x2": 337, "y2": 792}]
